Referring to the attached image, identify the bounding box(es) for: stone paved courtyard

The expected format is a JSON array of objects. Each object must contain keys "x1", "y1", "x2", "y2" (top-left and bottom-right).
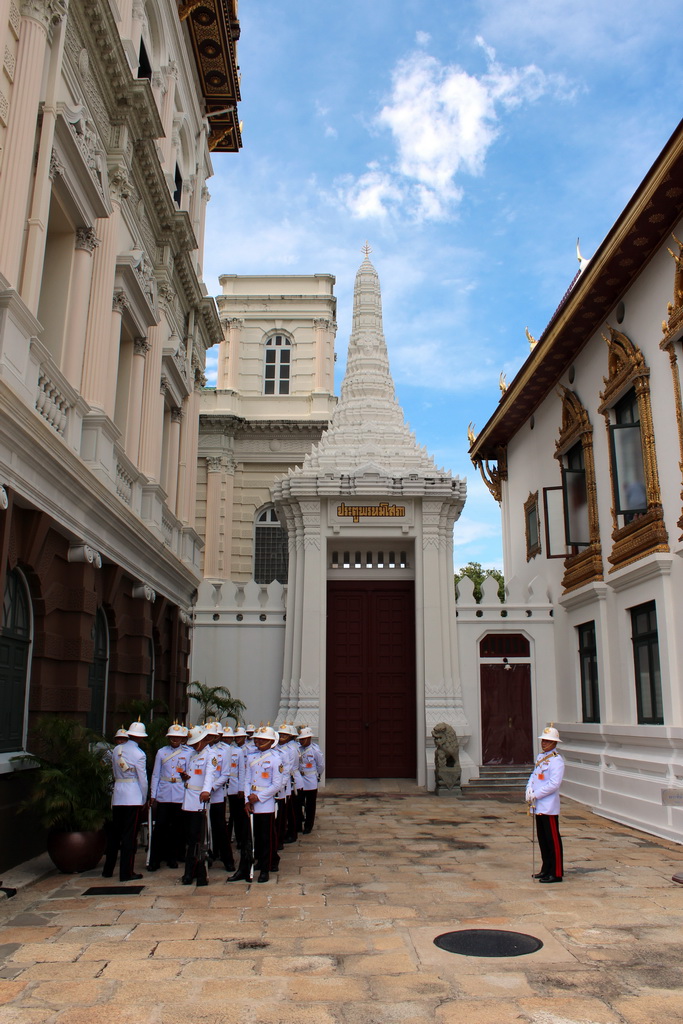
[{"x1": 0, "y1": 783, "x2": 682, "y2": 1023}]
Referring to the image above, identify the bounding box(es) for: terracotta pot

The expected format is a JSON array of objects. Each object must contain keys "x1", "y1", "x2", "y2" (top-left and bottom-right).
[{"x1": 46, "y1": 829, "x2": 106, "y2": 873}]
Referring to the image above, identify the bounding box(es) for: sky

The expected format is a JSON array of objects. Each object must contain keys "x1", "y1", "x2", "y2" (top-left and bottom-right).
[{"x1": 202, "y1": 0, "x2": 682, "y2": 572}]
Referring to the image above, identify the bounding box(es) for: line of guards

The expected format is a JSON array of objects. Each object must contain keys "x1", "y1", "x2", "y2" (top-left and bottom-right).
[{"x1": 102, "y1": 720, "x2": 325, "y2": 885}]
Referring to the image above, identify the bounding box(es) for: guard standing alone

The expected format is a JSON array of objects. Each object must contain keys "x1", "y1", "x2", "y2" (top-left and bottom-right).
[{"x1": 526, "y1": 725, "x2": 565, "y2": 883}]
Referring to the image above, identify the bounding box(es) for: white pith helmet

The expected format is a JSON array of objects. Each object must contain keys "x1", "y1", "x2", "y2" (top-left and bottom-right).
[
  {"x1": 278, "y1": 722, "x2": 298, "y2": 736},
  {"x1": 255, "y1": 725, "x2": 278, "y2": 744},
  {"x1": 114, "y1": 727, "x2": 128, "y2": 740},
  {"x1": 223, "y1": 725, "x2": 234, "y2": 738},
  {"x1": 539, "y1": 725, "x2": 562, "y2": 744},
  {"x1": 298, "y1": 726, "x2": 313, "y2": 739},
  {"x1": 166, "y1": 723, "x2": 188, "y2": 738},
  {"x1": 246, "y1": 723, "x2": 256, "y2": 735},
  {"x1": 204, "y1": 721, "x2": 223, "y2": 736},
  {"x1": 233, "y1": 726, "x2": 247, "y2": 738},
  {"x1": 128, "y1": 720, "x2": 148, "y2": 738},
  {"x1": 187, "y1": 725, "x2": 209, "y2": 746}
]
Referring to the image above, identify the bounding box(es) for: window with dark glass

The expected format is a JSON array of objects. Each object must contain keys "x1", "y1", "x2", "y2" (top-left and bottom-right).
[
  {"x1": 524, "y1": 492, "x2": 541, "y2": 560},
  {"x1": 254, "y1": 507, "x2": 288, "y2": 583},
  {"x1": 631, "y1": 600, "x2": 662, "y2": 725},
  {"x1": 610, "y1": 389, "x2": 647, "y2": 524},
  {"x1": 137, "y1": 38, "x2": 152, "y2": 80},
  {"x1": 577, "y1": 621, "x2": 600, "y2": 723},
  {"x1": 0, "y1": 568, "x2": 31, "y2": 752},
  {"x1": 173, "y1": 163, "x2": 183, "y2": 207},
  {"x1": 562, "y1": 440, "x2": 590, "y2": 547},
  {"x1": 264, "y1": 335, "x2": 291, "y2": 395}
]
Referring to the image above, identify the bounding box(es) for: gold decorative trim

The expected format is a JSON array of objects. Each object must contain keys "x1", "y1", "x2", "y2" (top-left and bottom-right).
[
  {"x1": 523, "y1": 490, "x2": 541, "y2": 561},
  {"x1": 661, "y1": 233, "x2": 683, "y2": 344},
  {"x1": 471, "y1": 447, "x2": 507, "y2": 504},
  {"x1": 598, "y1": 327, "x2": 668, "y2": 570},
  {"x1": 554, "y1": 385, "x2": 603, "y2": 591}
]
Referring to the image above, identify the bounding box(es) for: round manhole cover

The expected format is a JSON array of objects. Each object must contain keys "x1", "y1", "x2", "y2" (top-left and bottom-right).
[{"x1": 433, "y1": 929, "x2": 543, "y2": 957}]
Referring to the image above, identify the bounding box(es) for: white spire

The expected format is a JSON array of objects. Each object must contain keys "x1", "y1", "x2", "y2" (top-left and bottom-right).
[{"x1": 299, "y1": 253, "x2": 442, "y2": 476}]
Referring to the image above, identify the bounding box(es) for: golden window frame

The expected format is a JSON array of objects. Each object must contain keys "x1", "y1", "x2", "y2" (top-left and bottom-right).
[
  {"x1": 554, "y1": 386, "x2": 604, "y2": 593},
  {"x1": 597, "y1": 328, "x2": 668, "y2": 571}
]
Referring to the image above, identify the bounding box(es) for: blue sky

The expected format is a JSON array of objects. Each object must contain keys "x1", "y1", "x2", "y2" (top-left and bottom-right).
[{"x1": 202, "y1": 0, "x2": 681, "y2": 572}]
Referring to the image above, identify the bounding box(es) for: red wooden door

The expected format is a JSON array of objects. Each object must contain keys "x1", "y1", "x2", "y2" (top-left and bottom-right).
[
  {"x1": 326, "y1": 581, "x2": 416, "y2": 778},
  {"x1": 480, "y1": 663, "x2": 533, "y2": 764}
]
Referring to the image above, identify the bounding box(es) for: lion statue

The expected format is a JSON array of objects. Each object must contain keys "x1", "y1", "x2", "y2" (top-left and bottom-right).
[{"x1": 432, "y1": 722, "x2": 461, "y2": 791}]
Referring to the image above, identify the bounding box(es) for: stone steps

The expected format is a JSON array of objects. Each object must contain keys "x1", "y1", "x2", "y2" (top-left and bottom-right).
[{"x1": 460, "y1": 764, "x2": 532, "y2": 801}]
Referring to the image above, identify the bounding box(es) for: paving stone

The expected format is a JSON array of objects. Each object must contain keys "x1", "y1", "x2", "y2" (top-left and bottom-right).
[
  {"x1": 12, "y1": 962, "x2": 103, "y2": 980},
  {"x1": 130, "y1": 923, "x2": 198, "y2": 941},
  {"x1": 0, "y1": 980, "x2": 27, "y2": 1004},
  {"x1": 79, "y1": 940, "x2": 157, "y2": 961},
  {"x1": 342, "y1": 952, "x2": 417, "y2": 975},
  {"x1": 53, "y1": 1005, "x2": 157, "y2": 1024},
  {"x1": 368, "y1": 972, "x2": 453, "y2": 1001},
  {"x1": 26, "y1": 979, "x2": 114, "y2": 1006},
  {"x1": 176, "y1": 958, "x2": 258, "y2": 978},
  {"x1": 0, "y1": 930, "x2": 60, "y2": 944},
  {"x1": 152, "y1": 939, "x2": 225, "y2": 959},
  {"x1": 518, "y1": 995, "x2": 624, "y2": 1021},
  {"x1": 9, "y1": 943, "x2": 83, "y2": 962},
  {"x1": 283, "y1": 975, "x2": 369, "y2": 1001},
  {"x1": 99, "y1": 959, "x2": 184, "y2": 980},
  {"x1": 260, "y1": 954, "x2": 338, "y2": 975}
]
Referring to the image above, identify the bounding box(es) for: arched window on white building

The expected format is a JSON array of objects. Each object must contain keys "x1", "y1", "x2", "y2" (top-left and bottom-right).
[
  {"x1": 0, "y1": 568, "x2": 32, "y2": 752},
  {"x1": 263, "y1": 334, "x2": 291, "y2": 395},
  {"x1": 254, "y1": 507, "x2": 288, "y2": 584}
]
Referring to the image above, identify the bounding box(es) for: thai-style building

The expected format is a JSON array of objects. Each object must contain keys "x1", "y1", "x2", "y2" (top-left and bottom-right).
[
  {"x1": 193, "y1": 253, "x2": 471, "y2": 786},
  {"x1": 0, "y1": 0, "x2": 241, "y2": 869},
  {"x1": 469, "y1": 118, "x2": 683, "y2": 842}
]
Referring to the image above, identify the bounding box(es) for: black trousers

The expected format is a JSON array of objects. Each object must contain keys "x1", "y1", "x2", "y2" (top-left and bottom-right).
[
  {"x1": 228, "y1": 793, "x2": 248, "y2": 850},
  {"x1": 276, "y1": 798, "x2": 287, "y2": 848},
  {"x1": 182, "y1": 809, "x2": 209, "y2": 885},
  {"x1": 300, "y1": 789, "x2": 318, "y2": 832},
  {"x1": 149, "y1": 802, "x2": 184, "y2": 866},
  {"x1": 103, "y1": 805, "x2": 143, "y2": 880},
  {"x1": 253, "y1": 811, "x2": 279, "y2": 871},
  {"x1": 209, "y1": 800, "x2": 234, "y2": 868},
  {"x1": 536, "y1": 814, "x2": 563, "y2": 878}
]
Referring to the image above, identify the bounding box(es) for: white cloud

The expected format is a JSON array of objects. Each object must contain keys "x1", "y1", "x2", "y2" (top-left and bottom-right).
[
  {"x1": 415, "y1": 30, "x2": 431, "y2": 47},
  {"x1": 337, "y1": 40, "x2": 574, "y2": 222}
]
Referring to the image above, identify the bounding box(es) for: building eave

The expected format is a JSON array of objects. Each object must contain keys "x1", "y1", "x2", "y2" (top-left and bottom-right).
[{"x1": 471, "y1": 117, "x2": 683, "y2": 463}]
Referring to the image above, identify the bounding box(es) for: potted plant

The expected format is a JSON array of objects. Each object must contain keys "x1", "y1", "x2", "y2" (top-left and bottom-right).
[
  {"x1": 14, "y1": 717, "x2": 114, "y2": 873},
  {"x1": 186, "y1": 681, "x2": 246, "y2": 724}
]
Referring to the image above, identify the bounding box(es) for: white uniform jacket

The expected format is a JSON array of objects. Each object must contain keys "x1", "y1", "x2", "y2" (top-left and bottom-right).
[
  {"x1": 245, "y1": 747, "x2": 284, "y2": 814},
  {"x1": 299, "y1": 742, "x2": 325, "y2": 791},
  {"x1": 275, "y1": 742, "x2": 297, "y2": 798},
  {"x1": 208, "y1": 742, "x2": 230, "y2": 804},
  {"x1": 526, "y1": 750, "x2": 564, "y2": 815},
  {"x1": 151, "y1": 745, "x2": 189, "y2": 804},
  {"x1": 181, "y1": 748, "x2": 217, "y2": 812},
  {"x1": 111, "y1": 740, "x2": 148, "y2": 806},
  {"x1": 226, "y1": 743, "x2": 245, "y2": 796}
]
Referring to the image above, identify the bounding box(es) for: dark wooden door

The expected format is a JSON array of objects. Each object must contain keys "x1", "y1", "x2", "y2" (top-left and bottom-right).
[
  {"x1": 326, "y1": 581, "x2": 416, "y2": 778},
  {"x1": 480, "y1": 663, "x2": 533, "y2": 764}
]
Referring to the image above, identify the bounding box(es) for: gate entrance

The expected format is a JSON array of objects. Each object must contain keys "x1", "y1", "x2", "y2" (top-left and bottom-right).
[{"x1": 326, "y1": 580, "x2": 416, "y2": 778}]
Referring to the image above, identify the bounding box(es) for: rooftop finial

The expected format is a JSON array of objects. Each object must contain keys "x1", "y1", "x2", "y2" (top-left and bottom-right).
[{"x1": 361, "y1": 240, "x2": 372, "y2": 259}]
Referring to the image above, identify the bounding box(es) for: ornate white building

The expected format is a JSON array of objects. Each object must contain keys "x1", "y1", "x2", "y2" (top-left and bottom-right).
[
  {"x1": 470, "y1": 120, "x2": 683, "y2": 842},
  {"x1": 0, "y1": 0, "x2": 241, "y2": 869}
]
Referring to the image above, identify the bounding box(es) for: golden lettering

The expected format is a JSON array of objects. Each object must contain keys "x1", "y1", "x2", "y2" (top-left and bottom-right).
[{"x1": 336, "y1": 502, "x2": 406, "y2": 524}]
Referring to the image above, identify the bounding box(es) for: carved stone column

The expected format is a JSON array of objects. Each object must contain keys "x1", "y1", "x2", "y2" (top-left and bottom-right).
[
  {"x1": 159, "y1": 59, "x2": 178, "y2": 168},
  {"x1": 0, "y1": 0, "x2": 67, "y2": 289},
  {"x1": 219, "y1": 316, "x2": 243, "y2": 390},
  {"x1": 176, "y1": 366, "x2": 202, "y2": 526},
  {"x1": 203, "y1": 455, "x2": 225, "y2": 578},
  {"x1": 138, "y1": 317, "x2": 166, "y2": 482},
  {"x1": 126, "y1": 336, "x2": 149, "y2": 461},
  {"x1": 164, "y1": 406, "x2": 182, "y2": 511},
  {"x1": 313, "y1": 318, "x2": 331, "y2": 392},
  {"x1": 62, "y1": 228, "x2": 99, "y2": 389},
  {"x1": 104, "y1": 290, "x2": 128, "y2": 420},
  {"x1": 82, "y1": 171, "x2": 130, "y2": 412}
]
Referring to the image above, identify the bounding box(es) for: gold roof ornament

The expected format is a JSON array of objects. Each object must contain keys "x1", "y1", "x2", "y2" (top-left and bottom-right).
[
  {"x1": 525, "y1": 327, "x2": 538, "y2": 350},
  {"x1": 576, "y1": 238, "x2": 590, "y2": 271},
  {"x1": 467, "y1": 422, "x2": 476, "y2": 445},
  {"x1": 499, "y1": 372, "x2": 508, "y2": 394},
  {"x1": 361, "y1": 241, "x2": 372, "y2": 258}
]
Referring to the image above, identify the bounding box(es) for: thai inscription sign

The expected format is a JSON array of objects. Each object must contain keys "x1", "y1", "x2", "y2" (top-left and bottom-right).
[{"x1": 336, "y1": 502, "x2": 406, "y2": 524}]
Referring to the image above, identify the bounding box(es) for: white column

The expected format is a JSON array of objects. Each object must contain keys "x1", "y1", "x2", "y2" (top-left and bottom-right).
[
  {"x1": 203, "y1": 456, "x2": 224, "y2": 578},
  {"x1": 297, "y1": 499, "x2": 325, "y2": 734},
  {"x1": 62, "y1": 227, "x2": 99, "y2": 389},
  {"x1": 224, "y1": 317, "x2": 243, "y2": 390},
  {"x1": 0, "y1": 0, "x2": 65, "y2": 289},
  {"x1": 138, "y1": 321, "x2": 165, "y2": 481},
  {"x1": 105, "y1": 290, "x2": 127, "y2": 420},
  {"x1": 165, "y1": 406, "x2": 182, "y2": 511},
  {"x1": 126, "y1": 337, "x2": 149, "y2": 460}
]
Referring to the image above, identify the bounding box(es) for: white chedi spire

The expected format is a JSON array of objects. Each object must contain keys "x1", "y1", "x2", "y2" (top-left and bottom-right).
[{"x1": 299, "y1": 252, "x2": 442, "y2": 475}]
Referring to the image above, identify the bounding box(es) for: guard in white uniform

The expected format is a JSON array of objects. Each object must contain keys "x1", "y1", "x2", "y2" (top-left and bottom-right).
[
  {"x1": 526, "y1": 725, "x2": 565, "y2": 883},
  {"x1": 241, "y1": 725, "x2": 283, "y2": 883},
  {"x1": 205, "y1": 722, "x2": 233, "y2": 871},
  {"x1": 227, "y1": 726, "x2": 249, "y2": 855},
  {"x1": 298, "y1": 727, "x2": 325, "y2": 834},
  {"x1": 102, "y1": 720, "x2": 149, "y2": 881},
  {"x1": 148, "y1": 723, "x2": 189, "y2": 870},
  {"x1": 180, "y1": 726, "x2": 216, "y2": 886}
]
